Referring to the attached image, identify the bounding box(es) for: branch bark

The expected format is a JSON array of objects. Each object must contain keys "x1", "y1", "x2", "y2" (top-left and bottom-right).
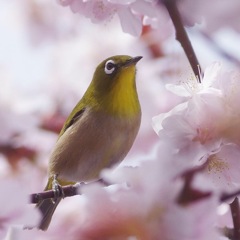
[
  {"x1": 159, "y1": 0, "x2": 202, "y2": 82},
  {"x1": 30, "y1": 184, "x2": 80, "y2": 204},
  {"x1": 30, "y1": 179, "x2": 109, "y2": 204},
  {"x1": 230, "y1": 197, "x2": 240, "y2": 240}
]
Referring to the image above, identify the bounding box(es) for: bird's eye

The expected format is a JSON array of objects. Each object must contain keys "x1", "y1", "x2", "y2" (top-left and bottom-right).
[{"x1": 104, "y1": 60, "x2": 116, "y2": 75}]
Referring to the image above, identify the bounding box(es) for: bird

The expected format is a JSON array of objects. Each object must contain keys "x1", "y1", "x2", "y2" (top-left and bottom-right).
[{"x1": 37, "y1": 55, "x2": 142, "y2": 230}]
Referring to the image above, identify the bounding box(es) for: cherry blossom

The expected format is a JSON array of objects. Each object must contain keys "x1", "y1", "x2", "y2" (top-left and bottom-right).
[
  {"x1": 153, "y1": 62, "x2": 240, "y2": 192},
  {"x1": 178, "y1": 0, "x2": 240, "y2": 33},
  {"x1": 74, "y1": 151, "x2": 220, "y2": 240},
  {"x1": 2, "y1": 0, "x2": 240, "y2": 239},
  {"x1": 58, "y1": 0, "x2": 167, "y2": 36},
  {"x1": 58, "y1": 0, "x2": 240, "y2": 38},
  {"x1": 0, "y1": 177, "x2": 40, "y2": 239}
]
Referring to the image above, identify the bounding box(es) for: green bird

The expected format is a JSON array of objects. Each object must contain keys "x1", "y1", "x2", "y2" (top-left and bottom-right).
[{"x1": 37, "y1": 55, "x2": 142, "y2": 230}]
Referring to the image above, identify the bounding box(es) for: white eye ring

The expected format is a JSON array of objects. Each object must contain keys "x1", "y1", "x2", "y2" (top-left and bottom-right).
[{"x1": 104, "y1": 60, "x2": 116, "y2": 75}]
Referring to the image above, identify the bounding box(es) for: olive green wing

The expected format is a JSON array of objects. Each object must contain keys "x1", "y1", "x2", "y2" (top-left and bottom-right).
[{"x1": 59, "y1": 101, "x2": 86, "y2": 137}]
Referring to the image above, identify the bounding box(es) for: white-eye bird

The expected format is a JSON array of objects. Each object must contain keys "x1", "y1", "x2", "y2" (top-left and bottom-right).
[{"x1": 37, "y1": 55, "x2": 142, "y2": 230}]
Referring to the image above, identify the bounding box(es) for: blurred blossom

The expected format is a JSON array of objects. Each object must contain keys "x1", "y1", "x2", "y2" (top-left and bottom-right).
[
  {"x1": 25, "y1": 0, "x2": 81, "y2": 44},
  {"x1": 58, "y1": 0, "x2": 240, "y2": 38},
  {"x1": 2, "y1": 0, "x2": 240, "y2": 239},
  {"x1": 72, "y1": 146, "x2": 220, "y2": 240},
  {"x1": 179, "y1": 0, "x2": 240, "y2": 33},
  {"x1": 0, "y1": 177, "x2": 40, "y2": 239},
  {"x1": 58, "y1": 0, "x2": 170, "y2": 36}
]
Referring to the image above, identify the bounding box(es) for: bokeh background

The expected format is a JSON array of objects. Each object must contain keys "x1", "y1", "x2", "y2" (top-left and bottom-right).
[{"x1": 1, "y1": 0, "x2": 240, "y2": 239}]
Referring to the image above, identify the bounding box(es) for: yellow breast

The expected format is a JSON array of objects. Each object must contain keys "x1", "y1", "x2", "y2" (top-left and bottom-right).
[{"x1": 102, "y1": 66, "x2": 141, "y2": 117}]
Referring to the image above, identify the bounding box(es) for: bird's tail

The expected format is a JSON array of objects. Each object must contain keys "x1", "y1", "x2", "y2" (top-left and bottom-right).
[{"x1": 36, "y1": 198, "x2": 61, "y2": 231}]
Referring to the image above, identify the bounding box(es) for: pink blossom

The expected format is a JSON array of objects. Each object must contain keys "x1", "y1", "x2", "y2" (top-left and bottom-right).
[
  {"x1": 2, "y1": 0, "x2": 240, "y2": 238},
  {"x1": 179, "y1": 0, "x2": 240, "y2": 33},
  {"x1": 58, "y1": 0, "x2": 240, "y2": 37},
  {"x1": 202, "y1": 144, "x2": 240, "y2": 191},
  {"x1": 0, "y1": 178, "x2": 40, "y2": 239},
  {"x1": 58, "y1": 0, "x2": 162, "y2": 36},
  {"x1": 71, "y1": 151, "x2": 220, "y2": 240},
  {"x1": 153, "y1": 62, "x2": 240, "y2": 191}
]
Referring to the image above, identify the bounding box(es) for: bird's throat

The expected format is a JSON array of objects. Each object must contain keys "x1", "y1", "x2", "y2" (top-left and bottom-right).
[{"x1": 102, "y1": 68, "x2": 140, "y2": 117}]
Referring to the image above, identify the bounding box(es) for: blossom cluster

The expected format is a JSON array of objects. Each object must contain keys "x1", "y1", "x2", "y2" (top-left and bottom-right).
[
  {"x1": 1, "y1": 0, "x2": 240, "y2": 239},
  {"x1": 58, "y1": 0, "x2": 240, "y2": 36},
  {"x1": 153, "y1": 63, "x2": 240, "y2": 192},
  {"x1": 58, "y1": 0, "x2": 170, "y2": 36}
]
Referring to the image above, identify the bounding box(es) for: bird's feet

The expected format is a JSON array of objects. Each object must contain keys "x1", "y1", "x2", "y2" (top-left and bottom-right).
[{"x1": 52, "y1": 174, "x2": 65, "y2": 203}]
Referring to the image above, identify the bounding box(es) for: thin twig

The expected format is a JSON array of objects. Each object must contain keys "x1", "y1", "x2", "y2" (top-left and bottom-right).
[
  {"x1": 230, "y1": 197, "x2": 240, "y2": 240},
  {"x1": 159, "y1": 0, "x2": 202, "y2": 82},
  {"x1": 218, "y1": 227, "x2": 234, "y2": 240},
  {"x1": 221, "y1": 190, "x2": 240, "y2": 203},
  {"x1": 30, "y1": 184, "x2": 80, "y2": 204},
  {"x1": 30, "y1": 179, "x2": 110, "y2": 204}
]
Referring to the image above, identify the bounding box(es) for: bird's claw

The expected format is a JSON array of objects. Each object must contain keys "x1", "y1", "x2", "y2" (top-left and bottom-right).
[{"x1": 52, "y1": 174, "x2": 65, "y2": 203}]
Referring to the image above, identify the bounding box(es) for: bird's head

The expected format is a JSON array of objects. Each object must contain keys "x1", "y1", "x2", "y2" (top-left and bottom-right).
[{"x1": 85, "y1": 55, "x2": 142, "y2": 116}]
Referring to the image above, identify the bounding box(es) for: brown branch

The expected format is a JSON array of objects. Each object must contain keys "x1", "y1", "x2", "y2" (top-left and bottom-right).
[
  {"x1": 230, "y1": 197, "x2": 240, "y2": 240},
  {"x1": 30, "y1": 184, "x2": 80, "y2": 204},
  {"x1": 31, "y1": 174, "x2": 240, "y2": 205},
  {"x1": 177, "y1": 164, "x2": 212, "y2": 204},
  {"x1": 221, "y1": 190, "x2": 240, "y2": 203},
  {"x1": 30, "y1": 179, "x2": 109, "y2": 204},
  {"x1": 159, "y1": 0, "x2": 202, "y2": 83},
  {"x1": 218, "y1": 227, "x2": 234, "y2": 240}
]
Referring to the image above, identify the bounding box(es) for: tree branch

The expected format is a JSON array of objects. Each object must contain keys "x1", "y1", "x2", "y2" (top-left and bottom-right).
[
  {"x1": 30, "y1": 176, "x2": 240, "y2": 240},
  {"x1": 218, "y1": 227, "x2": 234, "y2": 240},
  {"x1": 230, "y1": 197, "x2": 240, "y2": 240},
  {"x1": 30, "y1": 179, "x2": 109, "y2": 204},
  {"x1": 221, "y1": 190, "x2": 240, "y2": 203},
  {"x1": 159, "y1": 0, "x2": 202, "y2": 83},
  {"x1": 30, "y1": 184, "x2": 80, "y2": 204}
]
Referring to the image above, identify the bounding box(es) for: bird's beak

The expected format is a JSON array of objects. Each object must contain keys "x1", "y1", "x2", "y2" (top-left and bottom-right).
[{"x1": 122, "y1": 56, "x2": 142, "y2": 67}]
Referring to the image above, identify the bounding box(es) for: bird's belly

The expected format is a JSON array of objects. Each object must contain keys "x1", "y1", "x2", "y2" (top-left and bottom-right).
[{"x1": 48, "y1": 112, "x2": 140, "y2": 183}]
